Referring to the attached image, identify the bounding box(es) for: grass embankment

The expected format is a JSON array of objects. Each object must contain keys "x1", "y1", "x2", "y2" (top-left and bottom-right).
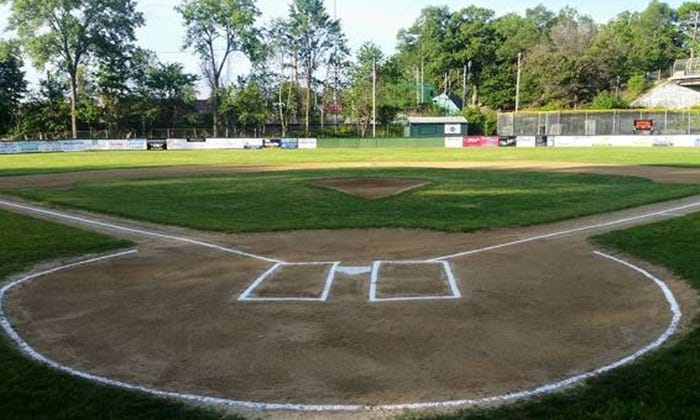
[
  {"x1": 0, "y1": 147, "x2": 699, "y2": 177},
  {"x1": 0, "y1": 210, "x2": 235, "y2": 420},
  {"x1": 7, "y1": 168, "x2": 700, "y2": 234},
  {"x1": 417, "y1": 212, "x2": 700, "y2": 420}
]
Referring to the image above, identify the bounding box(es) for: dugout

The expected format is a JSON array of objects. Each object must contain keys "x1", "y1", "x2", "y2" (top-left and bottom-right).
[{"x1": 405, "y1": 116, "x2": 469, "y2": 138}]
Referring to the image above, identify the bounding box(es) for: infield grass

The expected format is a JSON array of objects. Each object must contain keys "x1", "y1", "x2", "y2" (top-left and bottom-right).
[
  {"x1": 417, "y1": 212, "x2": 700, "y2": 420},
  {"x1": 6, "y1": 168, "x2": 700, "y2": 233},
  {"x1": 0, "y1": 210, "x2": 239, "y2": 420},
  {"x1": 0, "y1": 147, "x2": 699, "y2": 177}
]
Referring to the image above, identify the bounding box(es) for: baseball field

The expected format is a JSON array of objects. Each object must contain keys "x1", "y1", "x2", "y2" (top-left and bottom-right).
[{"x1": 0, "y1": 147, "x2": 699, "y2": 419}]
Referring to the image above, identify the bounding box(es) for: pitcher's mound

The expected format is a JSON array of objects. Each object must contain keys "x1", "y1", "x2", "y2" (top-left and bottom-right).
[{"x1": 313, "y1": 177, "x2": 430, "y2": 199}]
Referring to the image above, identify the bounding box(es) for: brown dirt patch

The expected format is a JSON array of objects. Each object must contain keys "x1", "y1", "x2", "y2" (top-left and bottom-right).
[
  {"x1": 252, "y1": 264, "x2": 333, "y2": 299},
  {"x1": 312, "y1": 177, "x2": 430, "y2": 200},
  {"x1": 376, "y1": 263, "x2": 450, "y2": 298}
]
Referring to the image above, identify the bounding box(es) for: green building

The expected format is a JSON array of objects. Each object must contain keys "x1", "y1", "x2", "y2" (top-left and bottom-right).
[{"x1": 405, "y1": 116, "x2": 469, "y2": 138}]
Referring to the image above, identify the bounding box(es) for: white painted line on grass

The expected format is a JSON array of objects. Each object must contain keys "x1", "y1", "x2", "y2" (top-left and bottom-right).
[
  {"x1": 370, "y1": 261, "x2": 461, "y2": 303},
  {"x1": 0, "y1": 199, "x2": 283, "y2": 264},
  {"x1": 0, "y1": 250, "x2": 683, "y2": 412},
  {"x1": 431, "y1": 200, "x2": 700, "y2": 262}
]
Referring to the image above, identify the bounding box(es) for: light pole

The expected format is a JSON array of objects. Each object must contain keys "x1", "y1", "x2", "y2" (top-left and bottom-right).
[
  {"x1": 372, "y1": 59, "x2": 377, "y2": 138},
  {"x1": 515, "y1": 52, "x2": 522, "y2": 112}
]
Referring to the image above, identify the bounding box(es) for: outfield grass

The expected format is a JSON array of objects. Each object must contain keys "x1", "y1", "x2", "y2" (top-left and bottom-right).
[
  {"x1": 416, "y1": 212, "x2": 700, "y2": 420},
  {"x1": 0, "y1": 210, "x2": 237, "y2": 420},
  {"x1": 0, "y1": 147, "x2": 699, "y2": 177},
  {"x1": 6, "y1": 168, "x2": 700, "y2": 233}
]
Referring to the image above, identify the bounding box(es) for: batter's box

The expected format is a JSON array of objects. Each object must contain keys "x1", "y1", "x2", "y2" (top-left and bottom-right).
[
  {"x1": 238, "y1": 262, "x2": 341, "y2": 302},
  {"x1": 370, "y1": 261, "x2": 462, "y2": 303}
]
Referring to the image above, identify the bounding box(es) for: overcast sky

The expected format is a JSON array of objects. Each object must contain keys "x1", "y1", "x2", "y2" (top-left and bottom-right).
[{"x1": 0, "y1": 0, "x2": 688, "y2": 95}]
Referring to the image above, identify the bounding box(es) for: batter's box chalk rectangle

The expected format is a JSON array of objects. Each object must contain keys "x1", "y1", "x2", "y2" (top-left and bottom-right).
[
  {"x1": 238, "y1": 262, "x2": 341, "y2": 302},
  {"x1": 370, "y1": 261, "x2": 462, "y2": 303}
]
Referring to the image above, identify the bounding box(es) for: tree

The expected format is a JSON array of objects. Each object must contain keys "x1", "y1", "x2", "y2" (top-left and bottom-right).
[
  {"x1": 176, "y1": 0, "x2": 262, "y2": 137},
  {"x1": 13, "y1": 72, "x2": 70, "y2": 139},
  {"x1": 233, "y1": 80, "x2": 268, "y2": 136},
  {"x1": 286, "y1": 0, "x2": 347, "y2": 135},
  {"x1": 677, "y1": 2, "x2": 700, "y2": 56},
  {"x1": 629, "y1": 1, "x2": 683, "y2": 71},
  {"x1": 345, "y1": 42, "x2": 383, "y2": 137},
  {"x1": 0, "y1": 41, "x2": 27, "y2": 136},
  {"x1": 132, "y1": 56, "x2": 199, "y2": 134},
  {"x1": 2, "y1": 0, "x2": 144, "y2": 138}
]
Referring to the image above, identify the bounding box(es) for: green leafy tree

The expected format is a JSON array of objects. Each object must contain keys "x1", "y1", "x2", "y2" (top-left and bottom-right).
[
  {"x1": 2, "y1": 0, "x2": 144, "y2": 138},
  {"x1": 233, "y1": 80, "x2": 267, "y2": 136},
  {"x1": 267, "y1": 18, "x2": 302, "y2": 135},
  {"x1": 629, "y1": 1, "x2": 683, "y2": 71},
  {"x1": 286, "y1": 0, "x2": 347, "y2": 135},
  {"x1": 0, "y1": 41, "x2": 27, "y2": 136},
  {"x1": 588, "y1": 92, "x2": 630, "y2": 109},
  {"x1": 14, "y1": 72, "x2": 70, "y2": 139},
  {"x1": 678, "y1": 2, "x2": 700, "y2": 56},
  {"x1": 344, "y1": 42, "x2": 384, "y2": 137},
  {"x1": 176, "y1": 0, "x2": 262, "y2": 137}
]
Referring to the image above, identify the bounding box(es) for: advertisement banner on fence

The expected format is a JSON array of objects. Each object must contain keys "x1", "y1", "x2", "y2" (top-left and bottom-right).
[
  {"x1": 166, "y1": 138, "x2": 264, "y2": 150},
  {"x1": 61, "y1": 140, "x2": 95, "y2": 152},
  {"x1": 100, "y1": 139, "x2": 147, "y2": 151},
  {"x1": 445, "y1": 137, "x2": 463, "y2": 148},
  {"x1": 280, "y1": 139, "x2": 299, "y2": 149},
  {"x1": 463, "y1": 136, "x2": 499, "y2": 148},
  {"x1": 298, "y1": 138, "x2": 318, "y2": 149},
  {"x1": 512, "y1": 135, "x2": 700, "y2": 148},
  {"x1": 0, "y1": 142, "x2": 21, "y2": 154},
  {"x1": 516, "y1": 137, "x2": 537, "y2": 148},
  {"x1": 147, "y1": 139, "x2": 168, "y2": 150}
]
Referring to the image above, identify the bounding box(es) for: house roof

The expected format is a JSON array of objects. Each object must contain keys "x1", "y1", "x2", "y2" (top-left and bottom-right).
[{"x1": 407, "y1": 116, "x2": 468, "y2": 124}]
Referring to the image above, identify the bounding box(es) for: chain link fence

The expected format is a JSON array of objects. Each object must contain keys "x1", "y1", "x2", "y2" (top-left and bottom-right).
[{"x1": 498, "y1": 110, "x2": 700, "y2": 136}]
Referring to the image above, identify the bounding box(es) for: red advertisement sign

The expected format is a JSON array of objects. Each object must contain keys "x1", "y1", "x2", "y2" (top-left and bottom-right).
[
  {"x1": 634, "y1": 119, "x2": 654, "y2": 131},
  {"x1": 463, "y1": 136, "x2": 500, "y2": 148}
]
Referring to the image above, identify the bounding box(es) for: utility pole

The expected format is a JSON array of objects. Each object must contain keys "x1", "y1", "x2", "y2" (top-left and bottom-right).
[
  {"x1": 693, "y1": 11, "x2": 700, "y2": 59},
  {"x1": 416, "y1": 66, "x2": 420, "y2": 108},
  {"x1": 420, "y1": 56, "x2": 425, "y2": 104},
  {"x1": 462, "y1": 63, "x2": 467, "y2": 111},
  {"x1": 467, "y1": 60, "x2": 473, "y2": 106},
  {"x1": 333, "y1": 0, "x2": 339, "y2": 129},
  {"x1": 515, "y1": 53, "x2": 522, "y2": 112},
  {"x1": 372, "y1": 59, "x2": 377, "y2": 138}
]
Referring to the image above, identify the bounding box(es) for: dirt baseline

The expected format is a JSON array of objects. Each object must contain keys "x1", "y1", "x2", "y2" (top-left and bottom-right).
[{"x1": 1, "y1": 195, "x2": 698, "y2": 414}]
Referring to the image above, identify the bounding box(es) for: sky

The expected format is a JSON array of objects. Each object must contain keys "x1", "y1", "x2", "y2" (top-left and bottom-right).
[{"x1": 0, "y1": 0, "x2": 689, "y2": 96}]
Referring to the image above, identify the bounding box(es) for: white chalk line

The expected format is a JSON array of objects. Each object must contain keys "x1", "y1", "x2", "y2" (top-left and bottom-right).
[
  {"x1": 0, "y1": 250, "x2": 683, "y2": 411},
  {"x1": 430, "y1": 200, "x2": 700, "y2": 262},
  {"x1": 238, "y1": 262, "x2": 342, "y2": 302},
  {"x1": 0, "y1": 199, "x2": 283, "y2": 264},
  {"x1": 370, "y1": 261, "x2": 462, "y2": 303}
]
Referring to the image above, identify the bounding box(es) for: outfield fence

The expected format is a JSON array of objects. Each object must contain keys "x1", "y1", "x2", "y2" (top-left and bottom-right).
[
  {"x1": 317, "y1": 138, "x2": 445, "y2": 148},
  {"x1": 498, "y1": 110, "x2": 700, "y2": 136}
]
